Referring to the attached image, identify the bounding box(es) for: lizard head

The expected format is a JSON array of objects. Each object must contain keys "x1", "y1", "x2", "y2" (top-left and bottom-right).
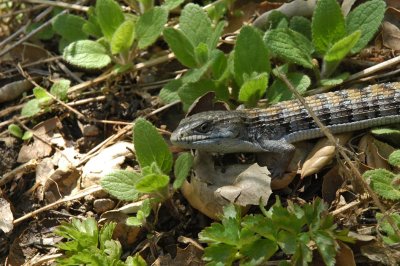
[{"x1": 171, "y1": 110, "x2": 257, "y2": 153}]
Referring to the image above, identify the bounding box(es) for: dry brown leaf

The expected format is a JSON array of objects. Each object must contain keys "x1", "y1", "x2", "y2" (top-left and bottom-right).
[
  {"x1": 152, "y1": 243, "x2": 204, "y2": 266},
  {"x1": 81, "y1": 142, "x2": 134, "y2": 188},
  {"x1": 17, "y1": 117, "x2": 62, "y2": 163},
  {"x1": 382, "y1": 21, "x2": 400, "y2": 50},
  {"x1": 360, "y1": 242, "x2": 400, "y2": 265},
  {"x1": 0, "y1": 197, "x2": 14, "y2": 233},
  {"x1": 336, "y1": 241, "x2": 356, "y2": 266},
  {"x1": 301, "y1": 133, "x2": 352, "y2": 178},
  {"x1": 322, "y1": 165, "x2": 344, "y2": 204},
  {"x1": 358, "y1": 135, "x2": 393, "y2": 170},
  {"x1": 0, "y1": 79, "x2": 35, "y2": 103}
]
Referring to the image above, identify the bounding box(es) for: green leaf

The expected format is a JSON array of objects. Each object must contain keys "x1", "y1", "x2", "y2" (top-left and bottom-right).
[
  {"x1": 234, "y1": 26, "x2": 270, "y2": 86},
  {"x1": 267, "y1": 73, "x2": 310, "y2": 104},
  {"x1": 99, "y1": 222, "x2": 116, "y2": 250},
  {"x1": 8, "y1": 124, "x2": 23, "y2": 138},
  {"x1": 126, "y1": 254, "x2": 147, "y2": 266},
  {"x1": 202, "y1": 244, "x2": 237, "y2": 265},
  {"x1": 63, "y1": 40, "x2": 111, "y2": 69},
  {"x1": 133, "y1": 118, "x2": 173, "y2": 174},
  {"x1": 104, "y1": 240, "x2": 122, "y2": 260},
  {"x1": 22, "y1": 131, "x2": 33, "y2": 140},
  {"x1": 376, "y1": 212, "x2": 400, "y2": 244},
  {"x1": 173, "y1": 152, "x2": 193, "y2": 189},
  {"x1": 289, "y1": 16, "x2": 311, "y2": 40},
  {"x1": 178, "y1": 79, "x2": 217, "y2": 111},
  {"x1": 324, "y1": 31, "x2": 361, "y2": 62},
  {"x1": 194, "y1": 43, "x2": 209, "y2": 66},
  {"x1": 136, "y1": 7, "x2": 168, "y2": 49},
  {"x1": 346, "y1": 0, "x2": 386, "y2": 53},
  {"x1": 135, "y1": 173, "x2": 169, "y2": 193},
  {"x1": 96, "y1": 0, "x2": 124, "y2": 41},
  {"x1": 82, "y1": 7, "x2": 103, "y2": 38},
  {"x1": 111, "y1": 19, "x2": 136, "y2": 54},
  {"x1": 264, "y1": 28, "x2": 313, "y2": 69},
  {"x1": 21, "y1": 99, "x2": 41, "y2": 117},
  {"x1": 363, "y1": 169, "x2": 400, "y2": 200},
  {"x1": 50, "y1": 79, "x2": 70, "y2": 101},
  {"x1": 314, "y1": 230, "x2": 337, "y2": 266},
  {"x1": 163, "y1": 28, "x2": 197, "y2": 68},
  {"x1": 320, "y1": 72, "x2": 349, "y2": 86},
  {"x1": 312, "y1": 0, "x2": 346, "y2": 54},
  {"x1": 238, "y1": 72, "x2": 269, "y2": 107},
  {"x1": 162, "y1": 0, "x2": 185, "y2": 11},
  {"x1": 207, "y1": 20, "x2": 225, "y2": 50},
  {"x1": 180, "y1": 3, "x2": 212, "y2": 47},
  {"x1": 241, "y1": 238, "x2": 278, "y2": 263},
  {"x1": 27, "y1": 22, "x2": 54, "y2": 40},
  {"x1": 53, "y1": 14, "x2": 88, "y2": 42},
  {"x1": 322, "y1": 30, "x2": 360, "y2": 77},
  {"x1": 211, "y1": 51, "x2": 228, "y2": 80},
  {"x1": 159, "y1": 79, "x2": 183, "y2": 104},
  {"x1": 101, "y1": 170, "x2": 142, "y2": 200},
  {"x1": 389, "y1": 150, "x2": 400, "y2": 167},
  {"x1": 33, "y1": 87, "x2": 51, "y2": 104}
]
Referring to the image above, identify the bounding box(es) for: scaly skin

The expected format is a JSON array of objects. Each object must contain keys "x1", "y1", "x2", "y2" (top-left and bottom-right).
[{"x1": 171, "y1": 82, "x2": 400, "y2": 176}]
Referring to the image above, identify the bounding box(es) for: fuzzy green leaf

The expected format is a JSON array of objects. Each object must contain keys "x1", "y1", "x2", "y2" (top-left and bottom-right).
[
  {"x1": 101, "y1": 170, "x2": 142, "y2": 200},
  {"x1": 389, "y1": 150, "x2": 400, "y2": 167},
  {"x1": 264, "y1": 28, "x2": 313, "y2": 69},
  {"x1": 312, "y1": 0, "x2": 346, "y2": 54},
  {"x1": 53, "y1": 14, "x2": 88, "y2": 42},
  {"x1": 82, "y1": 7, "x2": 102, "y2": 38},
  {"x1": 162, "y1": 0, "x2": 184, "y2": 11},
  {"x1": 376, "y1": 212, "x2": 400, "y2": 244},
  {"x1": 133, "y1": 118, "x2": 173, "y2": 174},
  {"x1": 63, "y1": 40, "x2": 111, "y2": 69},
  {"x1": 180, "y1": 3, "x2": 212, "y2": 47},
  {"x1": 267, "y1": 73, "x2": 310, "y2": 104},
  {"x1": 110, "y1": 19, "x2": 136, "y2": 54},
  {"x1": 234, "y1": 26, "x2": 270, "y2": 86},
  {"x1": 50, "y1": 79, "x2": 70, "y2": 101},
  {"x1": 135, "y1": 173, "x2": 169, "y2": 193},
  {"x1": 21, "y1": 99, "x2": 41, "y2": 117},
  {"x1": 289, "y1": 16, "x2": 311, "y2": 40},
  {"x1": 136, "y1": 7, "x2": 168, "y2": 49},
  {"x1": 207, "y1": 20, "x2": 225, "y2": 50},
  {"x1": 346, "y1": 0, "x2": 386, "y2": 53},
  {"x1": 363, "y1": 169, "x2": 400, "y2": 200},
  {"x1": 238, "y1": 72, "x2": 269, "y2": 107},
  {"x1": 33, "y1": 87, "x2": 51, "y2": 104},
  {"x1": 202, "y1": 244, "x2": 237, "y2": 265},
  {"x1": 320, "y1": 72, "x2": 349, "y2": 86},
  {"x1": 8, "y1": 124, "x2": 23, "y2": 138},
  {"x1": 322, "y1": 30, "x2": 360, "y2": 77},
  {"x1": 159, "y1": 79, "x2": 183, "y2": 104},
  {"x1": 96, "y1": 0, "x2": 124, "y2": 41},
  {"x1": 163, "y1": 28, "x2": 197, "y2": 68},
  {"x1": 173, "y1": 152, "x2": 193, "y2": 189}
]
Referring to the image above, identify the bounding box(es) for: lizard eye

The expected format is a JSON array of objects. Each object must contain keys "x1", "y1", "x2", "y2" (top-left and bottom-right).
[{"x1": 196, "y1": 122, "x2": 212, "y2": 133}]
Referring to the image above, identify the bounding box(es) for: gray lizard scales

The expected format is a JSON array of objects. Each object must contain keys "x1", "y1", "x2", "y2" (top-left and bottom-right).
[{"x1": 170, "y1": 82, "x2": 400, "y2": 176}]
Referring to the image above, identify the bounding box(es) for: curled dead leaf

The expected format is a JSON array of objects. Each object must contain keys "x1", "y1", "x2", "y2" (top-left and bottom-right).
[{"x1": 301, "y1": 133, "x2": 352, "y2": 178}]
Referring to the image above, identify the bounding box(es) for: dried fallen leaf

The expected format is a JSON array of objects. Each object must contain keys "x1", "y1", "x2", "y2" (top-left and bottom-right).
[
  {"x1": 0, "y1": 197, "x2": 14, "y2": 233},
  {"x1": 301, "y1": 133, "x2": 351, "y2": 178},
  {"x1": 322, "y1": 165, "x2": 344, "y2": 204},
  {"x1": 81, "y1": 142, "x2": 135, "y2": 188},
  {"x1": 0, "y1": 79, "x2": 35, "y2": 103},
  {"x1": 336, "y1": 241, "x2": 356, "y2": 266},
  {"x1": 382, "y1": 21, "x2": 400, "y2": 51},
  {"x1": 17, "y1": 117, "x2": 62, "y2": 163},
  {"x1": 358, "y1": 134, "x2": 393, "y2": 170},
  {"x1": 360, "y1": 242, "x2": 400, "y2": 265}
]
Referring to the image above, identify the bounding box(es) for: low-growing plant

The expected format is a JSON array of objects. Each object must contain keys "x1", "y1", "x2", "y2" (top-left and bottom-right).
[
  {"x1": 8, "y1": 124, "x2": 33, "y2": 140},
  {"x1": 199, "y1": 198, "x2": 353, "y2": 266},
  {"x1": 55, "y1": 217, "x2": 147, "y2": 265},
  {"x1": 60, "y1": 0, "x2": 184, "y2": 70},
  {"x1": 160, "y1": 0, "x2": 385, "y2": 109},
  {"x1": 101, "y1": 118, "x2": 193, "y2": 227},
  {"x1": 20, "y1": 79, "x2": 70, "y2": 118}
]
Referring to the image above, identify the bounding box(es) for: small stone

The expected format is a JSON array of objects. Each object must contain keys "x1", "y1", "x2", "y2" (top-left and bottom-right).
[{"x1": 93, "y1": 199, "x2": 116, "y2": 214}]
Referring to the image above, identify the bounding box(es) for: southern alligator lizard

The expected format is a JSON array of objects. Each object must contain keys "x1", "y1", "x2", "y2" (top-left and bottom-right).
[{"x1": 170, "y1": 82, "x2": 400, "y2": 176}]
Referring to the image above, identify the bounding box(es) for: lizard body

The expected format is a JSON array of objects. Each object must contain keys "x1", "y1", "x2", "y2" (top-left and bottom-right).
[{"x1": 170, "y1": 82, "x2": 400, "y2": 176}]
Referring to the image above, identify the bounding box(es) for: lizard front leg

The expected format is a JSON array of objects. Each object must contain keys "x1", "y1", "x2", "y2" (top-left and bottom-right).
[{"x1": 256, "y1": 139, "x2": 296, "y2": 177}]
